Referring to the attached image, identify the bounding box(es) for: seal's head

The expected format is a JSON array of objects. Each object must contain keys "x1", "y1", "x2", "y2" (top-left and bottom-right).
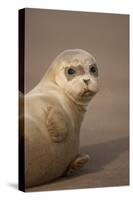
[{"x1": 44, "y1": 49, "x2": 99, "y2": 106}]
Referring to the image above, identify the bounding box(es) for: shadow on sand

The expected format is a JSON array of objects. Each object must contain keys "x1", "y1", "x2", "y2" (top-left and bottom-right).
[{"x1": 80, "y1": 136, "x2": 129, "y2": 173}]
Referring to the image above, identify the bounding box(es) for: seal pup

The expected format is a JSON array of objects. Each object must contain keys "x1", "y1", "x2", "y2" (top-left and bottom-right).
[{"x1": 23, "y1": 49, "x2": 99, "y2": 188}]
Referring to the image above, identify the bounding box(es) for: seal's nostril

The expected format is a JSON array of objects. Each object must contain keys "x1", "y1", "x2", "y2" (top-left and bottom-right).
[{"x1": 83, "y1": 79, "x2": 90, "y2": 86}]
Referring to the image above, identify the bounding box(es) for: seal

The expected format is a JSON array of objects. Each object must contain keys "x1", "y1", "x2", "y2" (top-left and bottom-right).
[{"x1": 23, "y1": 49, "x2": 99, "y2": 188}]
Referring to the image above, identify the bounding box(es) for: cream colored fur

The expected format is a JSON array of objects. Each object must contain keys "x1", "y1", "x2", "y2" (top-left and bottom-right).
[{"x1": 23, "y1": 49, "x2": 99, "y2": 188}]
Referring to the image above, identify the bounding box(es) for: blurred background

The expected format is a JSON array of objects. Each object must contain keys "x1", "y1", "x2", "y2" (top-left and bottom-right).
[{"x1": 24, "y1": 8, "x2": 129, "y2": 191}]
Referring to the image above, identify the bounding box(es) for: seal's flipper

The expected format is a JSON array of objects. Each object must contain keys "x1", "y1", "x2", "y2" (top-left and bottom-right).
[
  {"x1": 66, "y1": 154, "x2": 90, "y2": 176},
  {"x1": 46, "y1": 106, "x2": 68, "y2": 143}
]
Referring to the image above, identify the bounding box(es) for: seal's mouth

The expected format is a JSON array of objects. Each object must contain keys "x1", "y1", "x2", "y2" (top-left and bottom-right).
[{"x1": 80, "y1": 89, "x2": 95, "y2": 97}]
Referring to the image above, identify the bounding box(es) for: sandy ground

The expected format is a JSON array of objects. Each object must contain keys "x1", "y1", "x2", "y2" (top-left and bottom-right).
[{"x1": 27, "y1": 137, "x2": 129, "y2": 192}]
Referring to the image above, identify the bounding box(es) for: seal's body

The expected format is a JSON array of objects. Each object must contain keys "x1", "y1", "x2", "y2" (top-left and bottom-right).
[{"x1": 23, "y1": 49, "x2": 99, "y2": 188}]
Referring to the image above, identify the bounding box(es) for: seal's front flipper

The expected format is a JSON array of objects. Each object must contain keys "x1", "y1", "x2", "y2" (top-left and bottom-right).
[
  {"x1": 66, "y1": 154, "x2": 90, "y2": 176},
  {"x1": 46, "y1": 106, "x2": 68, "y2": 143}
]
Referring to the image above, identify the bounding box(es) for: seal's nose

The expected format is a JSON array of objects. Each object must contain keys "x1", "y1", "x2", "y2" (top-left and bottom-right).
[{"x1": 83, "y1": 79, "x2": 90, "y2": 86}]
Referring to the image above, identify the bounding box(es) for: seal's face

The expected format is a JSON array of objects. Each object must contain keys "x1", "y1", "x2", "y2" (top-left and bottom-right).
[{"x1": 55, "y1": 49, "x2": 99, "y2": 105}]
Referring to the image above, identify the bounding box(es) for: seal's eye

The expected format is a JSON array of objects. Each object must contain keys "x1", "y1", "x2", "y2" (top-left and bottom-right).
[
  {"x1": 89, "y1": 64, "x2": 98, "y2": 77},
  {"x1": 68, "y1": 68, "x2": 76, "y2": 75},
  {"x1": 90, "y1": 66, "x2": 96, "y2": 73}
]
